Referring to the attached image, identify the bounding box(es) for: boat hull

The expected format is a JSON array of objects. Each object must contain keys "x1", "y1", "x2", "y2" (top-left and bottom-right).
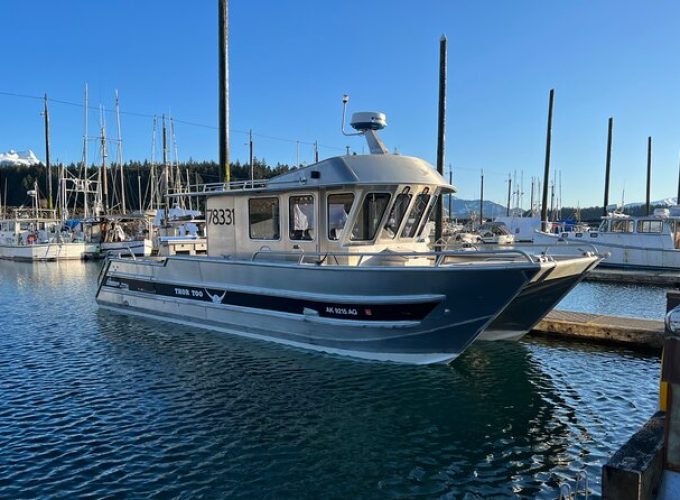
[
  {"x1": 96, "y1": 255, "x2": 539, "y2": 364},
  {"x1": 0, "y1": 242, "x2": 89, "y2": 261},
  {"x1": 479, "y1": 254, "x2": 601, "y2": 341},
  {"x1": 99, "y1": 239, "x2": 153, "y2": 258}
]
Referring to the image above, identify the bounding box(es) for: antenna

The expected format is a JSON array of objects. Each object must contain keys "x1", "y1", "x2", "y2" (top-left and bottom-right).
[{"x1": 340, "y1": 94, "x2": 389, "y2": 154}]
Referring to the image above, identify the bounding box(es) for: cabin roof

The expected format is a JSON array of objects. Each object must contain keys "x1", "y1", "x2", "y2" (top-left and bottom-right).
[{"x1": 205, "y1": 154, "x2": 455, "y2": 197}]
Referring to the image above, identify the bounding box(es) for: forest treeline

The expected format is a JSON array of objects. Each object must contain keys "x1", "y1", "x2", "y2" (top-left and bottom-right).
[
  {"x1": 0, "y1": 158, "x2": 291, "y2": 210},
  {"x1": 0, "y1": 159, "x2": 671, "y2": 221}
]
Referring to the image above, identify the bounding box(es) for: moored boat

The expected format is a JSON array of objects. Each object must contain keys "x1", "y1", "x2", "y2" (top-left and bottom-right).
[
  {"x1": 534, "y1": 208, "x2": 680, "y2": 270},
  {"x1": 96, "y1": 111, "x2": 555, "y2": 363}
]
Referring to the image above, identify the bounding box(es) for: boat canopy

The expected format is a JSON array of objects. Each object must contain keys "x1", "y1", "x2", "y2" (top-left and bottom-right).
[{"x1": 204, "y1": 154, "x2": 455, "y2": 196}]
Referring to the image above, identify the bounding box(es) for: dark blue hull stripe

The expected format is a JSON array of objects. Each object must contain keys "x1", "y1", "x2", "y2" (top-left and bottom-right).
[{"x1": 103, "y1": 277, "x2": 440, "y2": 322}]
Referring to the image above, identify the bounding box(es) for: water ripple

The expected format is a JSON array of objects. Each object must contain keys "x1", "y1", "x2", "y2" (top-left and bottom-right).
[{"x1": 0, "y1": 261, "x2": 660, "y2": 498}]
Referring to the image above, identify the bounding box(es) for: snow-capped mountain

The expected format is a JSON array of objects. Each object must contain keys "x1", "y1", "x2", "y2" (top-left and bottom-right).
[
  {"x1": 620, "y1": 198, "x2": 678, "y2": 209},
  {"x1": 0, "y1": 149, "x2": 41, "y2": 167}
]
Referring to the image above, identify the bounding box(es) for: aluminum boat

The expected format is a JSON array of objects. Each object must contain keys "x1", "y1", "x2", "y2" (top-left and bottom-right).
[{"x1": 96, "y1": 110, "x2": 598, "y2": 362}]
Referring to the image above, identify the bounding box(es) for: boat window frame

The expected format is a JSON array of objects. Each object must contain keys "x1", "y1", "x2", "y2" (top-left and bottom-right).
[
  {"x1": 382, "y1": 187, "x2": 413, "y2": 240},
  {"x1": 327, "y1": 192, "x2": 355, "y2": 241},
  {"x1": 610, "y1": 219, "x2": 634, "y2": 233},
  {"x1": 637, "y1": 219, "x2": 663, "y2": 234},
  {"x1": 248, "y1": 196, "x2": 281, "y2": 241},
  {"x1": 416, "y1": 191, "x2": 436, "y2": 238},
  {"x1": 401, "y1": 190, "x2": 432, "y2": 238},
  {"x1": 349, "y1": 191, "x2": 392, "y2": 242},
  {"x1": 288, "y1": 193, "x2": 317, "y2": 242}
]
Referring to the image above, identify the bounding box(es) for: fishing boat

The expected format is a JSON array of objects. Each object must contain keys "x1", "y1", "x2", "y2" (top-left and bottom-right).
[
  {"x1": 97, "y1": 109, "x2": 603, "y2": 359},
  {"x1": 83, "y1": 213, "x2": 154, "y2": 258},
  {"x1": 0, "y1": 185, "x2": 88, "y2": 261},
  {"x1": 534, "y1": 208, "x2": 680, "y2": 270},
  {"x1": 97, "y1": 111, "x2": 561, "y2": 364}
]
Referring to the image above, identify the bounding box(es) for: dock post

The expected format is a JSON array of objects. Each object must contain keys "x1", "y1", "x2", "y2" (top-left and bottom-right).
[
  {"x1": 603, "y1": 117, "x2": 613, "y2": 216},
  {"x1": 218, "y1": 0, "x2": 230, "y2": 185},
  {"x1": 506, "y1": 174, "x2": 511, "y2": 216},
  {"x1": 646, "y1": 136, "x2": 652, "y2": 216},
  {"x1": 434, "y1": 35, "x2": 447, "y2": 243},
  {"x1": 540, "y1": 89, "x2": 554, "y2": 232}
]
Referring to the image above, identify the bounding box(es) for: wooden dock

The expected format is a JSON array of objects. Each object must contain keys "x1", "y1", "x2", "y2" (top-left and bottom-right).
[
  {"x1": 530, "y1": 310, "x2": 665, "y2": 351},
  {"x1": 586, "y1": 267, "x2": 680, "y2": 287}
]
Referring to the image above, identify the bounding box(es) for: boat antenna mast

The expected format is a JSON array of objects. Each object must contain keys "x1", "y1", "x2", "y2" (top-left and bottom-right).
[{"x1": 341, "y1": 95, "x2": 389, "y2": 155}]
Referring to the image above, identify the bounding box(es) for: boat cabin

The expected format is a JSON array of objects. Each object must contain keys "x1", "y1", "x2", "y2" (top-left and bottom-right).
[
  {"x1": 0, "y1": 209, "x2": 62, "y2": 245},
  {"x1": 204, "y1": 154, "x2": 454, "y2": 262},
  {"x1": 590, "y1": 208, "x2": 680, "y2": 249}
]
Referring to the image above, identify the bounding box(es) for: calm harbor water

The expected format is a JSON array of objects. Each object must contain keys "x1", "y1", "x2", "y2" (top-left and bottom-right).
[{"x1": 0, "y1": 261, "x2": 662, "y2": 498}]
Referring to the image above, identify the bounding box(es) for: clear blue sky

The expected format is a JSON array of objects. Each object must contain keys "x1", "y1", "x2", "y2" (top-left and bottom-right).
[{"x1": 1, "y1": 0, "x2": 679, "y2": 208}]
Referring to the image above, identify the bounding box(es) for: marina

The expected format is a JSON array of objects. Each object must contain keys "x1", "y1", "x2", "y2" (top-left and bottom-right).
[{"x1": 3, "y1": 0, "x2": 680, "y2": 497}]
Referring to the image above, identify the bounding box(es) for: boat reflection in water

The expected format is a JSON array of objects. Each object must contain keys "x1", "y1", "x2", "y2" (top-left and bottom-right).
[{"x1": 93, "y1": 309, "x2": 654, "y2": 497}]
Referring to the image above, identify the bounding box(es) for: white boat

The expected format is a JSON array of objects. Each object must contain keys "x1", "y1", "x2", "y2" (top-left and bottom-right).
[
  {"x1": 0, "y1": 217, "x2": 88, "y2": 261},
  {"x1": 79, "y1": 214, "x2": 154, "y2": 258},
  {"x1": 494, "y1": 214, "x2": 541, "y2": 243},
  {"x1": 154, "y1": 207, "x2": 207, "y2": 257},
  {"x1": 98, "y1": 111, "x2": 567, "y2": 364},
  {"x1": 0, "y1": 185, "x2": 89, "y2": 261},
  {"x1": 534, "y1": 208, "x2": 680, "y2": 270}
]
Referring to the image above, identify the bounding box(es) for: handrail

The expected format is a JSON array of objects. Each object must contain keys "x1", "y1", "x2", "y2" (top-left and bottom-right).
[{"x1": 249, "y1": 247, "x2": 537, "y2": 267}]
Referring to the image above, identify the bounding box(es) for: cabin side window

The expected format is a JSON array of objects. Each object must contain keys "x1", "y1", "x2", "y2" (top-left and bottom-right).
[
  {"x1": 327, "y1": 193, "x2": 354, "y2": 241},
  {"x1": 248, "y1": 197, "x2": 280, "y2": 240},
  {"x1": 350, "y1": 193, "x2": 391, "y2": 241},
  {"x1": 416, "y1": 196, "x2": 436, "y2": 237},
  {"x1": 289, "y1": 195, "x2": 315, "y2": 241},
  {"x1": 383, "y1": 190, "x2": 412, "y2": 239},
  {"x1": 611, "y1": 220, "x2": 634, "y2": 233},
  {"x1": 402, "y1": 193, "x2": 431, "y2": 238},
  {"x1": 637, "y1": 220, "x2": 663, "y2": 233}
]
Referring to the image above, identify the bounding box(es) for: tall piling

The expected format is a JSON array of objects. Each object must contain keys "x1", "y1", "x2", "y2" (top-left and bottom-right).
[
  {"x1": 506, "y1": 174, "x2": 512, "y2": 216},
  {"x1": 218, "y1": 0, "x2": 230, "y2": 185},
  {"x1": 540, "y1": 89, "x2": 555, "y2": 232},
  {"x1": 435, "y1": 35, "x2": 447, "y2": 242},
  {"x1": 646, "y1": 136, "x2": 652, "y2": 216},
  {"x1": 603, "y1": 117, "x2": 613, "y2": 216},
  {"x1": 479, "y1": 170, "x2": 484, "y2": 225}
]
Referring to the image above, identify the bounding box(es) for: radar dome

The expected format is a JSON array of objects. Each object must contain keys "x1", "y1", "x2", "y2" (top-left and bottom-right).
[{"x1": 350, "y1": 112, "x2": 387, "y2": 132}]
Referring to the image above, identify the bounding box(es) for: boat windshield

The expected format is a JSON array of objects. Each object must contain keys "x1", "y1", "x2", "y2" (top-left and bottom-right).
[
  {"x1": 383, "y1": 191, "x2": 412, "y2": 239},
  {"x1": 402, "y1": 193, "x2": 431, "y2": 238},
  {"x1": 350, "y1": 193, "x2": 391, "y2": 241}
]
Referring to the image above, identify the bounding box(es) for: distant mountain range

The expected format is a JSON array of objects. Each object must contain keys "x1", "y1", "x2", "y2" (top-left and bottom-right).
[
  {"x1": 0, "y1": 150, "x2": 40, "y2": 167},
  {"x1": 444, "y1": 195, "x2": 506, "y2": 218},
  {"x1": 447, "y1": 194, "x2": 680, "y2": 219}
]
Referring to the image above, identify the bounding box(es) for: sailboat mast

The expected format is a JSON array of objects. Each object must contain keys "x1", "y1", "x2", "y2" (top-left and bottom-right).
[
  {"x1": 81, "y1": 84, "x2": 90, "y2": 218},
  {"x1": 115, "y1": 90, "x2": 126, "y2": 214},
  {"x1": 100, "y1": 105, "x2": 109, "y2": 214},
  {"x1": 43, "y1": 94, "x2": 53, "y2": 211},
  {"x1": 162, "y1": 114, "x2": 169, "y2": 225}
]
